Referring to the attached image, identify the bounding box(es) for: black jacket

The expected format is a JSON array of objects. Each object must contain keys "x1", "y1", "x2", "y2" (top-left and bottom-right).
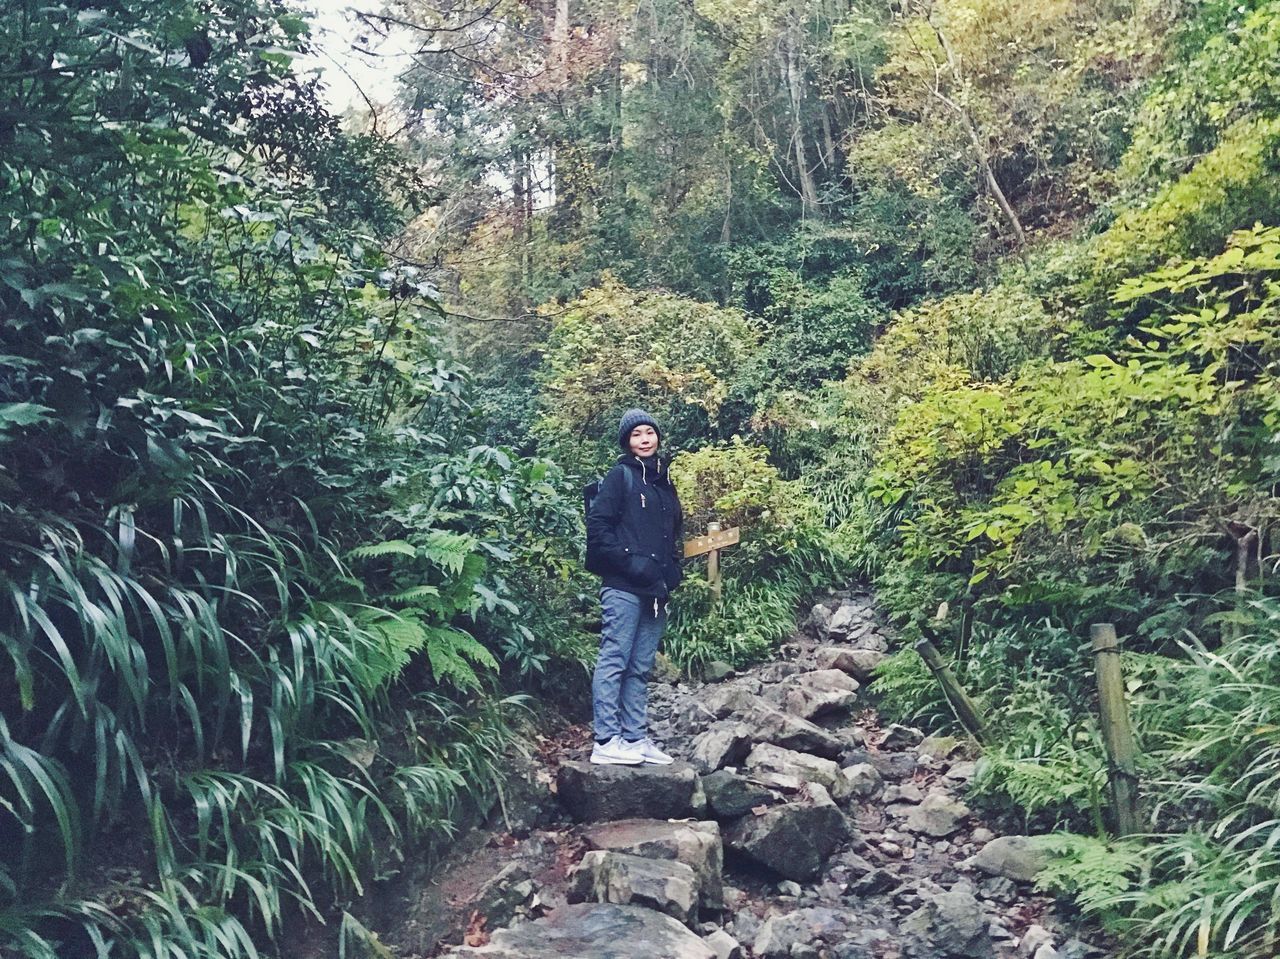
[{"x1": 586, "y1": 455, "x2": 684, "y2": 599}]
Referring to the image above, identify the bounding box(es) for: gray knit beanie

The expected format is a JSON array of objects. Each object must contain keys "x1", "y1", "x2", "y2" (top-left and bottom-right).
[{"x1": 618, "y1": 408, "x2": 661, "y2": 451}]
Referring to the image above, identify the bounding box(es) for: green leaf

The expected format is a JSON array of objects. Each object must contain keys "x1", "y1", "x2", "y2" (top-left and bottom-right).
[{"x1": 0, "y1": 403, "x2": 54, "y2": 430}]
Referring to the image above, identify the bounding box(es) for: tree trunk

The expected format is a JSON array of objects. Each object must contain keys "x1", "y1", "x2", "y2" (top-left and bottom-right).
[
  {"x1": 783, "y1": 36, "x2": 820, "y2": 216},
  {"x1": 552, "y1": 0, "x2": 570, "y2": 87},
  {"x1": 926, "y1": 15, "x2": 1027, "y2": 258}
]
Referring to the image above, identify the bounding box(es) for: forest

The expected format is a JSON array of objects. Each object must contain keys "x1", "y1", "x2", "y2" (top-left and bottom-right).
[{"x1": 2, "y1": 0, "x2": 1280, "y2": 955}]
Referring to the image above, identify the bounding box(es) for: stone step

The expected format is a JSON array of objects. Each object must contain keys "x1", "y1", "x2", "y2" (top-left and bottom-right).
[
  {"x1": 445, "y1": 902, "x2": 716, "y2": 958},
  {"x1": 556, "y1": 760, "x2": 701, "y2": 822}
]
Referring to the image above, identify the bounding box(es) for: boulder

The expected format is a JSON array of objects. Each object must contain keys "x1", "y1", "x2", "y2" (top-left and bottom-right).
[
  {"x1": 900, "y1": 881, "x2": 993, "y2": 958},
  {"x1": 653, "y1": 653, "x2": 683, "y2": 685},
  {"x1": 841, "y1": 763, "x2": 884, "y2": 801},
  {"x1": 701, "y1": 685, "x2": 759, "y2": 720},
  {"x1": 702, "y1": 661, "x2": 735, "y2": 683},
  {"x1": 808, "y1": 603, "x2": 833, "y2": 636},
  {"x1": 752, "y1": 907, "x2": 851, "y2": 958},
  {"x1": 491, "y1": 751, "x2": 560, "y2": 836},
  {"x1": 580, "y1": 819, "x2": 724, "y2": 910},
  {"x1": 880, "y1": 724, "x2": 924, "y2": 750},
  {"x1": 557, "y1": 761, "x2": 699, "y2": 822},
  {"x1": 1020, "y1": 924, "x2": 1054, "y2": 956},
  {"x1": 825, "y1": 603, "x2": 864, "y2": 640},
  {"x1": 690, "y1": 722, "x2": 755, "y2": 773},
  {"x1": 738, "y1": 696, "x2": 845, "y2": 758},
  {"x1": 966, "y1": 835, "x2": 1048, "y2": 884},
  {"x1": 851, "y1": 630, "x2": 889, "y2": 653},
  {"x1": 725, "y1": 785, "x2": 849, "y2": 881},
  {"x1": 745, "y1": 743, "x2": 852, "y2": 803},
  {"x1": 848, "y1": 867, "x2": 899, "y2": 897},
  {"x1": 814, "y1": 647, "x2": 887, "y2": 682},
  {"x1": 703, "y1": 928, "x2": 742, "y2": 959},
  {"x1": 944, "y1": 761, "x2": 978, "y2": 786},
  {"x1": 471, "y1": 863, "x2": 539, "y2": 930},
  {"x1": 446, "y1": 902, "x2": 716, "y2": 958},
  {"x1": 918, "y1": 735, "x2": 963, "y2": 761},
  {"x1": 702, "y1": 770, "x2": 775, "y2": 820},
  {"x1": 903, "y1": 792, "x2": 970, "y2": 838},
  {"x1": 569, "y1": 850, "x2": 699, "y2": 926},
  {"x1": 780, "y1": 669, "x2": 860, "y2": 721}
]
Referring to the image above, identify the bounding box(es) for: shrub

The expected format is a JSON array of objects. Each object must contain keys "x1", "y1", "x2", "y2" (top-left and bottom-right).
[{"x1": 663, "y1": 441, "x2": 846, "y2": 670}]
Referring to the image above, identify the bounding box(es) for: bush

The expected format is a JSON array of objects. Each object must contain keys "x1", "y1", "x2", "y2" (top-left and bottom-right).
[
  {"x1": 535, "y1": 278, "x2": 762, "y2": 474},
  {"x1": 662, "y1": 441, "x2": 846, "y2": 671}
]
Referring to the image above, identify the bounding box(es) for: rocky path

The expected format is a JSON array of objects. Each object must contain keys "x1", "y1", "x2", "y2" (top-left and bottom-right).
[{"x1": 419, "y1": 589, "x2": 1099, "y2": 959}]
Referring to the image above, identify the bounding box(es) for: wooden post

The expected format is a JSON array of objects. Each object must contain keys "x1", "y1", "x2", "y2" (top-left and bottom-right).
[
  {"x1": 915, "y1": 637, "x2": 988, "y2": 742},
  {"x1": 916, "y1": 604, "x2": 987, "y2": 741},
  {"x1": 706, "y1": 521, "x2": 723, "y2": 608},
  {"x1": 1091, "y1": 623, "x2": 1140, "y2": 837}
]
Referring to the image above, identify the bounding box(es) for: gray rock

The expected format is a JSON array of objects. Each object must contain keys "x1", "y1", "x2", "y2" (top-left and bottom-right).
[
  {"x1": 745, "y1": 743, "x2": 852, "y2": 803},
  {"x1": 848, "y1": 868, "x2": 899, "y2": 896},
  {"x1": 702, "y1": 770, "x2": 775, "y2": 820},
  {"x1": 966, "y1": 835, "x2": 1048, "y2": 884},
  {"x1": 556, "y1": 761, "x2": 698, "y2": 822},
  {"x1": 918, "y1": 735, "x2": 963, "y2": 761},
  {"x1": 753, "y1": 907, "x2": 851, "y2": 958},
  {"x1": 492, "y1": 752, "x2": 560, "y2": 836},
  {"x1": 904, "y1": 792, "x2": 970, "y2": 837},
  {"x1": 880, "y1": 724, "x2": 924, "y2": 750},
  {"x1": 901, "y1": 881, "x2": 993, "y2": 958},
  {"x1": 777, "y1": 880, "x2": 803, "y2": 897},
  {"x1": 883, "y1": 783, "x2": 924, "y2": 805},
  {"x1": 725, "y1": 785, "x2": 849, "y2": 881},
  {"x1": 703, "y1": 929, "x2": 742, "y2": 959},
  {"x1": 738, "y1": 696, "x2": 845, "y2": 758},
  {"x1": 472, "y1": 863, "x2": 538, "y2": 930},
  {"x1": 944, "y1": 761, "x2": 978, "y2": 786},
  {"x1": 808, "y1": 604, "x2": 833, "y2": 636},
  {"x1": 701, "y1": 685, "x2": 759, "y2": 720},
  {"x1": 1020, "y1": 925, "x2": 1053, "y2": 956},
  {"x1": 780, "y1": 670, "x2": 860, "y2": 721},
  {"x1": 977, "y1": 876, "x2": 1017, "y2": 903},
  {"x1": 653, "y1": 653, "x2": 683, "y2": 685},
  {"x1": 691, "y1": 722, "x2": 756, "y2": 773},
  {"x1": 1033, "y1": 947, "x2": 1062, "y2": 959},
  {"x1": 1060, "y1": 939, "x2": 1101, "y2": 959},
  {"x1": 840, "y1": 763, "x2": 884, "y2": 801},
  {"x1": 702, "y1": 661, "x2": 735, "y2": 683},
  {"x1": 580, "y1": 818, "x2": 724, "y2": 910},
  {"x1": 569, "y1": 850, "x2": 699, "y2": 926},
  {"x1": 814, "y1": 647, "x2": 887, "y2": 682},
  {"x1": 851, "y1": 630, "x2": 889, "y2": 653},
  {"x1": 825, "y1": 603, "x2": 864, "y2": 640},
  {"x1": 446, "y1": 902, "x2": 716, "y2": 958}
]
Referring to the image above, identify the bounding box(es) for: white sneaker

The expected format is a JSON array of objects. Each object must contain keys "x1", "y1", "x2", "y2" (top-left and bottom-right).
[
  {"x1": 590, "y1": 736, "x2": 643, "y2": 765},
  {"x1": 634, "y1": 738, "x2": 674, "y2": 765}
]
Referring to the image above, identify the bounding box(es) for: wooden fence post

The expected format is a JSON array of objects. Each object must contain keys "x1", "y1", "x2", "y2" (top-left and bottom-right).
[
  {"x1": 706, "y1": 521, "x2": 722, "y2": 607},
  {"x1": 1091, "y1": 623, "x2": 1140, "y2": 837},
  {"x1": 916, "y1": 604, "x2": 988, "y2": 742}
]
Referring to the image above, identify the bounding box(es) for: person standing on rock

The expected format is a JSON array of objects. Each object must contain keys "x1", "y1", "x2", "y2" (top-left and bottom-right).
[{"x1": 585, "y1": 409, "x2": 685, "y2": 765}]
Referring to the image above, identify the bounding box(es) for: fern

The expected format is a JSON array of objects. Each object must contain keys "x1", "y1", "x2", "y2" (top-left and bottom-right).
[
  {"x1": 424, "y1": 626, "x2": 499, "y2": 691},
  {"x1": 420, "y1": 531, "x2": 476, "y2": 577},
  {"x1": 348, "y1": 539, "x2": 417, "y2": 561},
  {"x1": 1035, "y1": 832, "x2": 1143, "y2": 911}
]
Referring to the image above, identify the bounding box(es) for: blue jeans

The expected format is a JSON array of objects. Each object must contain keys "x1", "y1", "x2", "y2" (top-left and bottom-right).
[{"x1": 593, "y1": 587, "x2": 666, "y2": 742}]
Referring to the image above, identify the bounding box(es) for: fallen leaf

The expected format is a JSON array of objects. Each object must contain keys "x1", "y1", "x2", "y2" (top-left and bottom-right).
[{"x1": 463, "y1": 911, "x2": 489, "y2": 947}]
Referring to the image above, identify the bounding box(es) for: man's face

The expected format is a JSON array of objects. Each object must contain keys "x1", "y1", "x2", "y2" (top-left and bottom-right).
[{"x1": 628, "y1": 424, "x2": 659, "y2": 458}]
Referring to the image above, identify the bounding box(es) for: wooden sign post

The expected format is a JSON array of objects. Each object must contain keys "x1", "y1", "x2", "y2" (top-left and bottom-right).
[{"x1": 684, "y1": 521, "x2": 740, "y2": 607}]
